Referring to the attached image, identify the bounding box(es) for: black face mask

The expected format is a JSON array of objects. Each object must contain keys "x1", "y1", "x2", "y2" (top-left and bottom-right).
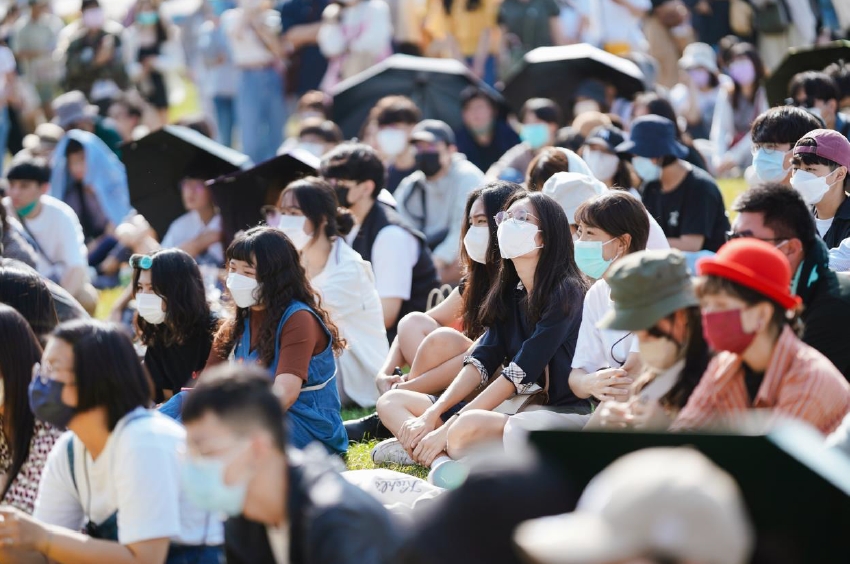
[{"x1": 415, "y1": 152, "x2": 443, "y2": 177}]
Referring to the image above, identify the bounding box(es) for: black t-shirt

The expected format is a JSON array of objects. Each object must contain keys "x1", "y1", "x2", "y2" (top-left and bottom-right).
[
  {"x1": 144, "y1": 313, "x2": 217, "y2": 403},
  {"x1": 641, "y1": 165, "x2": 730, "y2": 252},
  {"x1": 742, "y1": 363, "x2": 763, "y2": 404}
]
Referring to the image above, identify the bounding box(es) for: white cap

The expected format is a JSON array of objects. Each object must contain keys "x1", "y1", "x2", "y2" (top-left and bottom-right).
[
  {"x1": 541, "y1": 172, "x2": 606, "y2": 224},
  {"x1": 679, "y1": 42, "x2": 718, "y2": 74},
  {"x1": 514, "y1": 447, "x2": 754, "y2": 564}
]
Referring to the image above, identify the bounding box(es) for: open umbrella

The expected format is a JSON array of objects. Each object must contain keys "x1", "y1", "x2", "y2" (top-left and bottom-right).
[
  {"x1": 122, "y1": 126, "x2": 252, "y2": 238},
  {"x1": 501, "y1": 43, "x2": 646, "y2": 115},
  {"x1": 207, "y1": 149, "x2": 319, "y2": 248},
  {"x1": 331, "y1": 54, "x2": 504, "y2": 139},
  {"x1": 529, "y1": 422, "x2": 850, "y2": 562},
  {"x1": 766, "y1": 41, "x2": 850, "y2": 107}
]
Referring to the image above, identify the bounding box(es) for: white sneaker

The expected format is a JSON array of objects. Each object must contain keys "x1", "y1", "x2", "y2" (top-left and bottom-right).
[{"x1": 371, "y1": 438, "x2": 416, "y2": 466}]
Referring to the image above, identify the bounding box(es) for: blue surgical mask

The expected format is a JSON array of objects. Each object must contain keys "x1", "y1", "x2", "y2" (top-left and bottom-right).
[
  {"x1": 136, "y1": 11, "x2": 159, "y2": 25},
  {"x1": 181, "y1": 452, "x2": 249, "y2": 517},
  {"x1": 28, "y1": 375, "x2": 75, "y2": 429},
  {"x1": 520, "y1": 123, "x2": 550, "y2": 150},
  {"x1": 574, "y1": 238, "x2": 618, "y2": 279},
  {"x1": 753, "y1": 148, "x2": 791, "y2": 183},
  {"x1": 633, "y1": 156, "x2": 661, "y2": 183}
]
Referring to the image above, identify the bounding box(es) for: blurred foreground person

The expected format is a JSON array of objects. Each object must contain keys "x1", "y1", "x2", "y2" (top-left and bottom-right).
[
  {"x1": 514, "y1": 447, "x2": 754, "y2": 564},
  {"x1": 182, "y1": 364, "x2": 400, "y2": 564}
]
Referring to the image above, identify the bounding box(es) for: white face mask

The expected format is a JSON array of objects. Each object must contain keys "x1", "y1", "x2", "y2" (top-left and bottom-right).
[
  {"x1": 226, "y1": 272, "x2": 260, "y2": 308},
  {"x1": 639, "y1": 336, "x2": 680, "y2": 371},
  {"x1": 791, "y1": 169, "x2": 834, "y2": 205},
  {"x1": 136, "y1": 293, "x2": 166, "y2": 325},
  {"x1": 298, "y1": 142, "x2": 325, "y2": 158},
  {"x1": 583, "y1": 149, "x2": 620, "y2": 182},
  {"x1": 497, "y1": 219, "x2": 541, "y2": 259},
  {"x1": 376, "y1": 128, "x2": 408, "y2": 158},
  {"x1": 278, "y1": 215, "x2": 313, "y2": 250},
  {"x1": 463, "y1": 225, "x2": 490, "y2": 264}
]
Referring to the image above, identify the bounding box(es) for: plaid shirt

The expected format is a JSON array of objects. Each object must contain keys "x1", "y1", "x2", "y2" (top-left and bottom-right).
[{"x1": 672, "y1": 327, "x2": 850, "y2": 435}]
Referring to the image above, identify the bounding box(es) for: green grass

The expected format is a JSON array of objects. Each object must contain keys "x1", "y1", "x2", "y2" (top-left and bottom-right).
[{"x1": 341, "y1": 407, "x2": 430, "y2": 477}]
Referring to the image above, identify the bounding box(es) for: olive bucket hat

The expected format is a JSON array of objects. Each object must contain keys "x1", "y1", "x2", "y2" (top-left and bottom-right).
[{"x1": 598, "y1": 249, "x2": 699, "y2": 332}]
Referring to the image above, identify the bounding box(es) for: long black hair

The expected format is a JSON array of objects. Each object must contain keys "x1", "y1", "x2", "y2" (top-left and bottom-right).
[
  {"x1": 52, "y1": 320, "x2": 153, "y2": 431},
  {"x1": 0, "y1": 265, "x2": 58, "y2": 342},
  {"x1": 0, "y1": 305, "x2": 42, "y2": 503},
  {"x1": 131, "y1": 249, "x2": 214, "y2": 348},
  {"x1": 214, "y1": 227, "x2": 345, "y2": 365},
  {"x1": 279, "y1": 176, "x2": 355, "y2": 244},
  {"x1": 482, "y1": 191, "x2": 589, "y2": 327},
  {"x1": 460, "y1": 181, "x2": 523, "y2": 339}
]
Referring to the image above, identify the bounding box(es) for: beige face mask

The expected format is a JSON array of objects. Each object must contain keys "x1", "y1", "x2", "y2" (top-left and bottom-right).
[{"x1": 639, "y1": 336, "x2": 680, "y2": 371}]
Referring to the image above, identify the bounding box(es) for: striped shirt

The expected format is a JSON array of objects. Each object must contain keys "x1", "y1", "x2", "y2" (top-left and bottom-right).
[{"x1": 671, "y1": 326, "x2": 850, "y2": 435}]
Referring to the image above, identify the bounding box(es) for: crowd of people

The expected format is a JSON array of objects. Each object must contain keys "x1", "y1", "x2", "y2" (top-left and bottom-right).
[{"x1": 0, "y1": 0, "x2": 848, "y2": 563}]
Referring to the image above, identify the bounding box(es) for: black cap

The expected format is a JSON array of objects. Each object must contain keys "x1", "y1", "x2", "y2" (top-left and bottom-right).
[{"x1": 410, "y1": 119, "x2": 456, "y2": 146}]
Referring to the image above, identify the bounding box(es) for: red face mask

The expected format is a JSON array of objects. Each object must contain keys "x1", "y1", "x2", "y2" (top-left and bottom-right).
[{"x1": 701, "y1": 309, "x2": 757, "y2": 354}]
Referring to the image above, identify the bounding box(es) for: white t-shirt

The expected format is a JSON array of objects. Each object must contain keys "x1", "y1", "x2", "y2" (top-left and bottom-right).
[
  {"x1": 646, "y1": 211, "x2": 671, "y2": 251},
  {"x1": 345, "y1": 224, "x2": 419, "y2": 301},
  {"x1": 586, "y1": 0, "x2": 650, "y2": 52},
  {"x1": 4, "y1": 195, "x2": 87, "y2": 280},
  {"x1": 571, "y1": 279, "x2": 639, "y2": 373},
  {"x1": 34, "y1": 408, "x2": 223, "y2": 546},
  {"x1": 161, "y1": 210, "x2": 224, "y2": 264},
  {"x1": 221, "y1": 8, "x2": 281, "y2": 67},
  {"x1": 816, "y1": 216, "x2": 834, "y2": 239},
  {"x1": 266, "y1": 524, "x2": 291, "y2": 564}
]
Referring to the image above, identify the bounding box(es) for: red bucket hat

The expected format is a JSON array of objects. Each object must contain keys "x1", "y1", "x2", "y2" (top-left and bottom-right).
[{"x1": 696, "y1": 239, "x2": 801, "y2": 310}]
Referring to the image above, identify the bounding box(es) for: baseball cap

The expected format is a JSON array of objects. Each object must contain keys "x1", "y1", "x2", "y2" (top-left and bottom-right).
[
  {"x1": 793, "y1": 128, "x2": 850, "y2": 169},
  {"x1": 598, "y1": 248, "x2": 698, "y2": 331},
  {"x1": 679, "y1": 42, "x2": 719, "y2": 74},
  {"x1": 541, "y1": 172, "x2": 606, "y2": 224},
  {"x1": 615, "y1": 115, "x2": 688, "y2": 159},
  {"x1": 409, "y1": 119, "x2": 456, "y2": 146},
  {"x1": 514, "y1": 447, "x2": 755, "y2": 564},
  {"x1": 584, "y1": 125, "x2": 627, "y2": 154}
]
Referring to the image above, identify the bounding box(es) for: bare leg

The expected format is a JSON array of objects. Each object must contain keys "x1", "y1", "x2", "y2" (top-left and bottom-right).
[
  {"x1": 446, "y1": 410, "x2": 509, "y2": 460},
  {"x1": 375, "y1": 389, "x2": 438, "y2": 437},
  {"x1": 407, "y1": 327, "x2": 472, "y2": 381},
  {"x1": 396, "y1": 313, "x2": 441, "y2": 365}
]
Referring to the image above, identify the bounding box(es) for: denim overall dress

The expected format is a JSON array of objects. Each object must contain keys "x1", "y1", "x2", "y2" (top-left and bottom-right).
[{"x1": 232, "y1": 300, "x2": 347, "y2": 454}]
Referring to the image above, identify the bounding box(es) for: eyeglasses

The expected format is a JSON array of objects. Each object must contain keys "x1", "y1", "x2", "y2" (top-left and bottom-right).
[
  {"x1": 750, "y1": 144, "x2": 789, "y2": 156},
  {"x1": 32, "y1": 362, "x2": 76, "y2": 387},
  {"x1": 494, "y1": 210, "x2": 539, "y2": 226},
  {"x1": 129, "y1": 254, "x2": 153, "y2": 270},
  {"x1": 725, "y1": 230, "x2": 789, "y2": 246}
]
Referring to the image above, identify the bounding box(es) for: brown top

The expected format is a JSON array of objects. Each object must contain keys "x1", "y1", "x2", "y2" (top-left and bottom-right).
[{"x1": 207, "y1": 310, "x2": 329, "y2": 381}]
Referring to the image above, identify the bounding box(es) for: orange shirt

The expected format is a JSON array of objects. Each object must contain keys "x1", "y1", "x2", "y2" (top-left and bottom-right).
[
  {"x1": 671, "y1": 326, "x2": 850, "y2": 435},
  {"x1": 424, "y1": 0, "x2": 501, "y2": 57}
]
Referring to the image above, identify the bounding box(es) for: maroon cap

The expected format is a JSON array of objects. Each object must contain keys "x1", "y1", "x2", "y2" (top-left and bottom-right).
[{"x1": 794, "y1": 128, "x2": 850, "y2": 169}]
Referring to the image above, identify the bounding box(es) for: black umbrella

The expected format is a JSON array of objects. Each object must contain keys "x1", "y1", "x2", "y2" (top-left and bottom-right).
[
  {"x1": 766, "y1": 40, "x2": 850, "y2": 107},
  {"x1": 207, "y1": 148, "x2": 319, "y2": 248},
  {"x1": 529, "y1": 422, "x2": 850, "y2": 562},
  {"x1": 122, "y1": 125, "x2": 251, "y2": 238},
  {"x1": 331, "y1": 54, "x2": 504, "y2": 139},
  {"x1": 501, "y1": 43, "x2": 646, "y2": 115}
]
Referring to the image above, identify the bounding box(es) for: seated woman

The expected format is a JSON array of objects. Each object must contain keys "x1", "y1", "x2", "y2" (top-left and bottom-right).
[
  {"x1": 0, "y1": 264, "x2": 59, "y2": 341},
  {"x1": 275, "y1": 177, "x2": 388, "y2": 408},
  {"x1": 210, "y1": 226, "x2": 348, "y2": 454},
  {"x1": 672, "y1": 239, "x2": 850, "y2": 434},
  {"x1": 377, "y1": 191, "x2": 590, "y2": 484},
  {"x1": 365, "y1": 182, "x2": 523, "y2": 449},
  {"x1": 579, "y1": 125, "x2": 641, "y2": 198},
  {"x1": 131, "y1": 249, "x2": 218, "y2": 404},
  {"x1": 0, "y1": 306, "x2": 62, "y2": 514},
  {"x1": 0, "y1": 320, "x2": 222, "y2": 563},
  {"x1": 583, "y1": 249, "x2": 710, "y2": 432}
]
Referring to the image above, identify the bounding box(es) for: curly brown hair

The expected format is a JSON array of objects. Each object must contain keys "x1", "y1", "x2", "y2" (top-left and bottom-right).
[{"x1": 214, "y1": 227, "x2": 345, "y2": 365}]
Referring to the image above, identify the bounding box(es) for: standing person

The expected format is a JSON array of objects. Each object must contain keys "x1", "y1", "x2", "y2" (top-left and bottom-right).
[
  {"x1": 131, "y1": 250, "x2": 218, "y2": 404},
  {"x1": 279, "y1": 0, "x2": 329, "y2": 96},
  {"x1": 455, "y1": 87, "x2": 521, "y2": 173},
  {"x1": 790, "y1": 129, "x2": 850, "y2": 249},
  {"x1": 320, "y1": 144, "x2": 440, "y2": 339},
  {"x1": 0, "y1": 40, "x2": 16, "y2": 176},
  {"x1": 423, "y1": 0, "x2": 500, "y2": 85},
  {"x1": 122, "y1": 0, "x2": 186, "y2": 129},
  {"x1": 394, "y1": 119, "x2": 485, "y2": 284},
  {"x1": 0, "y1": 320, "x2": 223, "y2": 563},
  {"x1": 316, "y1": 0, "x2": 392, "y2": 88},
  {"x1": 486, "y1": 98, "x2": 561, "y2": 181},
  {"x1": 11, "y1": 0, "x2": 64, "y2": 121},
  {"x1": 198, "y1": 0, "x2": 238, "y2": 147},
  {"x1": 670, "y1": 42, "x2": 729, "y2": 141},
  {"x1": 180, "y1": 365, "x2": 401, "y2": 564},
  {"x1": 0, "y1": 305, "x2": 62, "y2": 514},
  {"x1": 498, "y1": 0, "x2": 563, "y2": 74},
  {"x1": 212, "y1": 226, "x2": 348, "y2": 454},
  {"x1": 275, "y1": 177, "x2": 388, "y2": 408},
  {"x1": 63, "y1": 0, "x2": 129, "y2": 100},
  {"x1": 711, "y1": 43, "x2": 768, "y2": 176},
  {"x1": 378, "y1": 192, "x2": 591, "y2": 484},
  {"x1": 221, "y1": 0, "x2": 286, "y2": 164},
  {"x1": 673, "y1": 239, "x2": 850, "y2": 434},
  {"x1": 619, "y1": 115, "x2": 729, "y2": 253},
  {"x1": 584, "y1": 0, "x2": 650, "y2": 56}
]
